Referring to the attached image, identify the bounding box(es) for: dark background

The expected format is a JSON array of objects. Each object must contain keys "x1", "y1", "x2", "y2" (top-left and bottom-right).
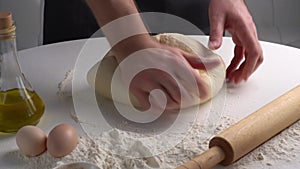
[{"x1": 43, "y1": 0, "x2": 210, "y2": 44}]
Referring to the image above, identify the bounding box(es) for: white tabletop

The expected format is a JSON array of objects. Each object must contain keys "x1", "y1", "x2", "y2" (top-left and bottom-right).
[{"x1": 0, "y1": 36, "x2": 300, "y2": 168}]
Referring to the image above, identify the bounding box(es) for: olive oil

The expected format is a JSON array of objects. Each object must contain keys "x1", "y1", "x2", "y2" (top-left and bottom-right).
[
  {"x1": 0, "y1": 89, "x2": 45, "y2": 133},
  {"x1": 0, "y1": 12, "x2": 46, "y2": 133}
]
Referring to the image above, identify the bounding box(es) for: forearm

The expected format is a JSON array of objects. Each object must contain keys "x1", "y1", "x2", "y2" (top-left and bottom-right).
[
  {"x1": 85, "y1": 0, "x2": 154, "y2": 61},
  {"x1": 85, "y1": 0, "x2": 138, "y2": 26}
]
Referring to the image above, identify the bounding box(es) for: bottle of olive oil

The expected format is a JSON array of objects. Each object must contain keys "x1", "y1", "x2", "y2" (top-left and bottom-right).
[{"x1": 0, "y1": 12, "x2": 45, "y2": 133}]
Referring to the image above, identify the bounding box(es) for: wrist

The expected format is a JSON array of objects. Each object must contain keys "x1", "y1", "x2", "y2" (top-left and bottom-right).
[{"x1": 112, "y1": 34, "x2": 158, "y2": 62}]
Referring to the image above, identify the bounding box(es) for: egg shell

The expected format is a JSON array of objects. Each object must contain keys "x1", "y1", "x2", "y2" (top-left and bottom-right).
[
  {"x1": 15, "y1": 125, "x2": 47, "y2": 157},
  {"x1": 47, "y1": 123, "x2": 78, "y2": 158}
]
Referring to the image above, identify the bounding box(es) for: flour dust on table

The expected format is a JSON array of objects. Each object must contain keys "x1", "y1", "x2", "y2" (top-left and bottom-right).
[{"x1": 12, "y1": 115, "x2": 300, "y2": 169}]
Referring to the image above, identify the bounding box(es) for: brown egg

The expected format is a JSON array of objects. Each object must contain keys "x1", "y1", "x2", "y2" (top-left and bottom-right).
[
  {"x1": 47, "y1": 123, "x2": 78, "y2": 158},
  {"x1": 16, "y1": 125, "x2": 47, "y2": 157}
]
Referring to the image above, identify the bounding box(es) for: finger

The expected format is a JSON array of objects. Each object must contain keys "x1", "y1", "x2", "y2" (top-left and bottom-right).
[
  {"x1": 131, "y1": 89, "x2": 151, "y2": 111},
  {"x1": 241, "y1": 49, "x2": 261, "y2": 81},
  {"x1": 178, "y1": 57, "x2": 210, "y2": 101},
  {"x1": 230, "y1": 61, "x2": 246, "y2": 84},
  {"x1": 172, "y1": 65, "x2": 207, "y2": 104},
  {"x1": 159, "y1": 85, "x2": 181, "y2": 110},
  {"x1": 159, "y1": 73, "x2": 181, "y2": 104},
  {"x1": 132, "y1": 87, "x2": 179, "y2": 111},
  {"x1": 208, "y1": 7, "x2": 225, "y2": 50},
  {"x1": 193, "y1": 71, "x2": 209, "y2": 101},
  {"x1": 232, "y1": 34, "x2": 242, "y2": 46},
  {"x1": 226, "y1": 45, "x2": 244, "y2": 81},
  {"x1": 182, "y1": 52, "x2": 221, "y2": 70},
  {"x1": 253, "y1": 55, "x2": 264, "y2": 72},
  {"x1": 142, "y1": 69, "x2": 181, "y2": 106},
  {"x1": 235, "y1": 23, "x2": 263, "y2": 80},
  {"x1": 139, "y1": 78, "x2": 180, "y2": 110},
  {"x1": 161, "y1": 71, "x2": 203, "y2": 109},
  {"x1": 144, "y1": 84, "x2": 180, "y2": 110},
  {"x1": 230, "y1": 51, "x2": 263, "y2": 84}
]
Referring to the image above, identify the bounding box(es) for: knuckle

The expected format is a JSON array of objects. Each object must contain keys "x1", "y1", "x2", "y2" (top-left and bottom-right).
[
  {"x1": 258, "y1": 55, "x2": 264, "y2": 64},
  {"x1": 249, "y1": 46, "x2": 263, "y2": 58},
  {"x1": 250, "y1": 50, "x2": 260, "y2": 58}
]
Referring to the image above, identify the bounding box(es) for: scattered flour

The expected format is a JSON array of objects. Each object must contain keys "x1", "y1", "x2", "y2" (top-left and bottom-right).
[
  {"x1": 13, "y1": 116, "x2": 300, "y2": 169},
  {"x1": 14, "y1": 70, "x2": 299, "y2": 169},
  {"x1": 57, "y1": 69, "x2": 73, "y2": 98}
]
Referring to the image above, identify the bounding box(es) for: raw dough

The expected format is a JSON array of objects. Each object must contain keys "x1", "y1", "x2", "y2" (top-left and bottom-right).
[{"x1": 87, "y1": 33, "x2": 225, "y2": 108}]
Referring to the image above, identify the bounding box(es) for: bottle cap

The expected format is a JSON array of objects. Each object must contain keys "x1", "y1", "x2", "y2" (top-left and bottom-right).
[{"x1": 0, "y1": 11, "x2": 13, "y2": 29}]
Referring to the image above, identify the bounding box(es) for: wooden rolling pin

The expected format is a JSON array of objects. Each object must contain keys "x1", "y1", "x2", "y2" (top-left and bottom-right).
[{"x1": 177, "y1": 85, "x2": 300, "y2": 169}]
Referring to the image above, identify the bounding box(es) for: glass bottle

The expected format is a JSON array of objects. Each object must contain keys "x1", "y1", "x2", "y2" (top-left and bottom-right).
[{"x1": 0, "y1": 11, "x2": 45, "y2": 133}]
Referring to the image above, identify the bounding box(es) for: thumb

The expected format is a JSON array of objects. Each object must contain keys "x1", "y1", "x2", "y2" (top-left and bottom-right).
[
  {"x1": 208, "y1": 10, "x2": 225, "y2": 50},
  {"x1": 183, "y1": 52, "x2": 220, "y2": 70}
]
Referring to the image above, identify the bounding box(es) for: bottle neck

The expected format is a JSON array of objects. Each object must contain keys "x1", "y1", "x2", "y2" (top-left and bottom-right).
[
  {"x1": 0, "y1": 25, "x2": 31, "y2": 91},
  {"x1": 0, "y1": 23, "x2": 17, "y2": 56},
  {"x1": 0, "y1": 38, "x2": 17, "y2": 56},
  {"x1": 0, "y1": 23, "x2": 19, "y2": 72},
  {"x1": 0, "y1": 24, "x2": 16, "y2": 41}
]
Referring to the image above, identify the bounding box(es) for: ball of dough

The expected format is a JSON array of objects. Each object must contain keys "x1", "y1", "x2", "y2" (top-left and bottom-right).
[{"x1": 87, "y1": 33, "x2": 225, "y2": 108}]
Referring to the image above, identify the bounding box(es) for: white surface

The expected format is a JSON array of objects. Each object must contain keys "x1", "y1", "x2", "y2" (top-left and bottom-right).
[{"x1": 0, "y1": 36, "x2": 300, "y2": 168}]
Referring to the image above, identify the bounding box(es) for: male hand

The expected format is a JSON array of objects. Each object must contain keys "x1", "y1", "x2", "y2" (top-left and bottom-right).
[
  {"x1": 209, "y1": 0, "x2": 263, "y2": 84},
  {"x1": 116, "y1": 40, "x2": 220, "y2": 110}
]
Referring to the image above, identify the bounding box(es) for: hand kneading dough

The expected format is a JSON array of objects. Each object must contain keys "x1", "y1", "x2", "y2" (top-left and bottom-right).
[{"x1": 87, "y1": 33, "x2": 226, "y2": 109}]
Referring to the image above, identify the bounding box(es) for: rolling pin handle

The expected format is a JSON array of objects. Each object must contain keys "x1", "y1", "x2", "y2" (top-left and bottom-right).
[{"x1": 176, "y1": 146, "x2": 225, "y2": 169}]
